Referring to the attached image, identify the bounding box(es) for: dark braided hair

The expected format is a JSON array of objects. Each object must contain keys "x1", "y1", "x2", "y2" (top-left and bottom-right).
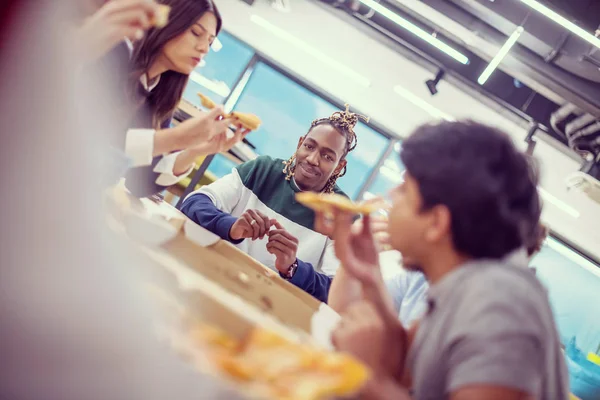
[{"x1": 283, "y1": 104, "x2": 368, "y2": 193}]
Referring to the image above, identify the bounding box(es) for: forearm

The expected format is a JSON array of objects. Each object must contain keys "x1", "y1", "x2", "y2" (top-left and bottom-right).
[
  {"x1": 172, "y1": 149, "x2": 200, "y2": 176},
  {"x1": 328, "y1": 267, "x2": 363, "y2": 314},
  {"x1": 153, "y1": 128, "x2": 181, "y2": 157},
  {"x1": 180, "y1": 194, "x2": 243, "y2": 244}
]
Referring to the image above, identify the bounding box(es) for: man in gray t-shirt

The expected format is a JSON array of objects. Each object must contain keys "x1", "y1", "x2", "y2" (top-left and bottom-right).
[
  {"x1": 408, "y1": 261, "x2": 568, "y2": 399},
  {"x1": 318, "y1": 121, "x2": 569, "y2": 400}
]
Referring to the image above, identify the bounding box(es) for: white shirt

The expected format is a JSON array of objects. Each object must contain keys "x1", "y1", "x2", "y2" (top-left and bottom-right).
[{"x1": 123, "y1": 40, "x2": 193, "y2": 186}]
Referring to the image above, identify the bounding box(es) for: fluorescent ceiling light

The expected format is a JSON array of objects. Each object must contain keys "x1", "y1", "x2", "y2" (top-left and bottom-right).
[
  {"x1": 358, "y1": 0, "x2": 470, "y2": 64},
  {"x1": 519, "y1": 0, "x2": 600, "y2": 49},
  {"x1": 478, "y1": 26, "x2": 524, "y2": 85},
  {"x1": 189, "y1": 71, "x2": 231, "y2": 98},
  {"x1": 211, "y1": 37, "x2": 223, "y2": 52},
  {"x1": 393, "y1": 85, "x2": 455, "y2": 121},
  {"x1": 250, "y1": 15, "x2": 371, "y2": 87},
  {"x1": 538, "y1": 186, "x2": 580, "y2": 218}
]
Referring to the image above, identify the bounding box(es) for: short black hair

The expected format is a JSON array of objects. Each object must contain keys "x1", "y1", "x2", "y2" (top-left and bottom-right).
[{"x1": 400, "y1": 120, "x2": 541, "y2": 259}]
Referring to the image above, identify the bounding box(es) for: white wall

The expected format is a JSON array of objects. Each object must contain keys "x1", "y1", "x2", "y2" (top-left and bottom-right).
[{"x1": 217, "y1": 0, "x2": 600, "y2": 260}]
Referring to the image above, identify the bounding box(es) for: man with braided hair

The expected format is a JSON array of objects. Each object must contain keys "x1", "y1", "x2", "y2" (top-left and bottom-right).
[{"x1": 181, "y1": 105, "x2": 367, "y2": 303}]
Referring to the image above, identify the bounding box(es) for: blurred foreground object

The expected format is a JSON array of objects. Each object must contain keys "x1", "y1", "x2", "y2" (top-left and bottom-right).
[{"x1": 0, "y1": 2, "x2": 243, "y2": 399}]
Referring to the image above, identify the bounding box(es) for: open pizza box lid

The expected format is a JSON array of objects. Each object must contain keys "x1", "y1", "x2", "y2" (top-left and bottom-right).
[
  {"x1": 132, "y1": 239, "x2": 367, "y2": 400},
  {"x1": 138, "y1": 243, "x2": 307, "y2": 343},
  {"x1": 165, "y1": 222, "x2": 341, "y2": 349},
  {"x1": 105, "y1": 184, "x2": 341, "y2": 349}
]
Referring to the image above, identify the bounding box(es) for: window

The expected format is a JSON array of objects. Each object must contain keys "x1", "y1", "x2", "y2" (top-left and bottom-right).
[
  {"x1": 230, "y1": 62, "x2": 389, "y2": 199},
  {"x1": 207, "y1": 153, "x2": 237, "y2": 178},
  {"x1": 360, "y1": 142, "x2": 404, "y2": 200},
  {"x1": 182, "y1": 31, "x2": 254, "y2": 106},
  {"x1": 531, "y1": 238, "x2": 600, "y2": 354}
]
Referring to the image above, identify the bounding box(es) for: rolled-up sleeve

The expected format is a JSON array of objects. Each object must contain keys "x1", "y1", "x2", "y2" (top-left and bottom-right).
[{"x1": 153, "y1": 151, "x2": 194, "y2": 186}]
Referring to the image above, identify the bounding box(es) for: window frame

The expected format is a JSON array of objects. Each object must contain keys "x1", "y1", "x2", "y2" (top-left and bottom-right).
[
  {"x1": 175, "y1": 30, "x2": 600, "y2": 269},
  {"x1": 218, "y1": 31, "x2": 397, "y2": 199}
]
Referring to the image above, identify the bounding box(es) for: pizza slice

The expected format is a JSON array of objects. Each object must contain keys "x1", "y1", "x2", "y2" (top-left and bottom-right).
[
  {"x1": 296, "y1": 192, "x2": 387, "y2": 215},
  {"x1": 151, "y1": 4, "x2": 171, "y2": 28}
]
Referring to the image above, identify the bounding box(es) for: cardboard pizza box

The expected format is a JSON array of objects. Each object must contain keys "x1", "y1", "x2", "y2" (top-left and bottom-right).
[{"x1": 105, "y1": 185, "x2": 340, "y2": 348}]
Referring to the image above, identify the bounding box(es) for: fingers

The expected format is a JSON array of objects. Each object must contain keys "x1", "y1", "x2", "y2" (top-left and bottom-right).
[
  {"x1": 314, "y1": 211, "x2": 334, "y2": 238},
  {"x1": 111, "y1": 8, "x2": 152, "y2": 30},
  {"x1": 214, "y1": 117, "x2": 234, "y2": 135},
  {"x1": 266, "y1": 240, "x2": 289, "y2": 255},
  {"x1": 370, "y1": 218, "x2": 389, "y2": 235},
  {"x1": 221, "y1": 124, "x2": 245, "y2": 151},
  {"x1": 240, "y1": 213, "x2": 259, "y2": 240},
  {"x1": 267, "y1": 226, "x2": 298, "y2": 242},
  {"x1": 271, "y1": 220, "x2": 284, "y2": 230},
  {"x1": 105, "y1": 0, "x2": 159, "y2": 15},
  {"x1": 244, "y1": 213, "x2": 260, "y2": 240},
  {"x1": 206, "y1": 105, "x2": 225, "y2": 120},
  {"x1": 246, "y1": 209, "x2": 270, "y2": 239},
  {"x1": 267, "y1": 232, "x2": 298, "y2": 251},
  {"x1": 361, "y1": 214, "x2": 372, "y2": 235},
  {"x1": 332, "y1": 209, "x2": 356, "y2": 266}
]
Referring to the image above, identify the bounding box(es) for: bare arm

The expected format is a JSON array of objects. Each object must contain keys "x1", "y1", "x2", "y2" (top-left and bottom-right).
[
  {"x1": 153, "y1": 128, "x2": 182, "y2": 157},
  {"x1": 172, "y1": 147, "x2": 202, "y2": 176},
  {"x1": 172, "y1": 125, "x2": 249, "y2": 175},
  {"x1": 328, "y1": 266, "x2": 363, "y2": 313}
]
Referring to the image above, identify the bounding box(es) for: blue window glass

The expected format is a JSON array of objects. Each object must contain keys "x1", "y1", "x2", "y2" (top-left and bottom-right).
[
  {"x1": 230, "y1": 63, "x2": 389, "y2": 199},
  {"x1": 531, "y1": 238, "x2": 600, "y2": 354},
  {"x1": 182, "y1": 31, "x2": 254, "y2": 106},
  {"x1": 206, "y1": 153, "x2": 238, "y2": 178},
  {"x1": 360, "y1": 143, "x2": 405, "y2": 200}
]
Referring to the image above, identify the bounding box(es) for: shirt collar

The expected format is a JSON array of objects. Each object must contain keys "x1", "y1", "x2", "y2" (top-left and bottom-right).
[
  {"x1": 291, "y1": 177, "x2": 303, "y2": 193},
  {"x1": 139, "y1": 73, "x2": 160, "y2": 92},
  {"x1": 123, "y1": 38, "x2": 160, "y2": 92}
]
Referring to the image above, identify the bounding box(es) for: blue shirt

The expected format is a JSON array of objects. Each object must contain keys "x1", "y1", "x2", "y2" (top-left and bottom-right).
[{"x1": 384, "y1": 267, "x2": 429, "y2": 327}]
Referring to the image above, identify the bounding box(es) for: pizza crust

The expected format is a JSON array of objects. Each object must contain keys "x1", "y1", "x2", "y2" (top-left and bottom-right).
[
  {"x1": 196, "y1": 93, "x2": 262, "y2": 131},
  {"x1": 295, "y1": 192, "x2": 386, "y2": 215},
  {"x1": 151, "y1": 5, "x2": 171, "y2": 28}
]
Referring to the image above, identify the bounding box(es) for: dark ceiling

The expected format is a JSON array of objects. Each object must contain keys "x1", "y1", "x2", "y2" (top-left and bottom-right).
[
  {"x1": 542, "y1": 0, "x2": 600, "y2": 31},
  {"x1": 318, "y1": 0, "x2": 600, "y2": 155}
]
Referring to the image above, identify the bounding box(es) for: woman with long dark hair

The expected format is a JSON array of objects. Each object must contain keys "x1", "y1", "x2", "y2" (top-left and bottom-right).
[{"x1": 91, "y1": 0, "x2": 247, "y2": 197}]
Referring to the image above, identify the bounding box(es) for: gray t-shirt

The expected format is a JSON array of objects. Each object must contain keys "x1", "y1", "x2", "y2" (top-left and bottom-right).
[{"x1": 407, "y1": 260, "x2": 569, "y2": 400}]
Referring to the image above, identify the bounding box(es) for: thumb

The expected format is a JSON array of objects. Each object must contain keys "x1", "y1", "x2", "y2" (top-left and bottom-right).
[
  {"x1": 215, "y1": 117, "x2": 234, "y2": 134},
  {"x1": 272, "y1": 220, "x2": 284, "y2": 229},
  {"x1": 361, "y1": 214, "x2": 372, "y2": 235}
]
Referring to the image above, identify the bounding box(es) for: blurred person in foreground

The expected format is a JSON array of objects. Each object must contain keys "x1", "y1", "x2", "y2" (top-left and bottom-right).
[
  {"x1": 318, "y1": 121, "x2": 569, "y2": 399},
  {"x1": 181, "y1": 106, "x2": 368, "y2": 303},
  {"x1": 0, "y1": 2, "x2": 242, "y2": 399},
  {"x1": 78, "y1": 0, "x2": 247, "y2": 196}
]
